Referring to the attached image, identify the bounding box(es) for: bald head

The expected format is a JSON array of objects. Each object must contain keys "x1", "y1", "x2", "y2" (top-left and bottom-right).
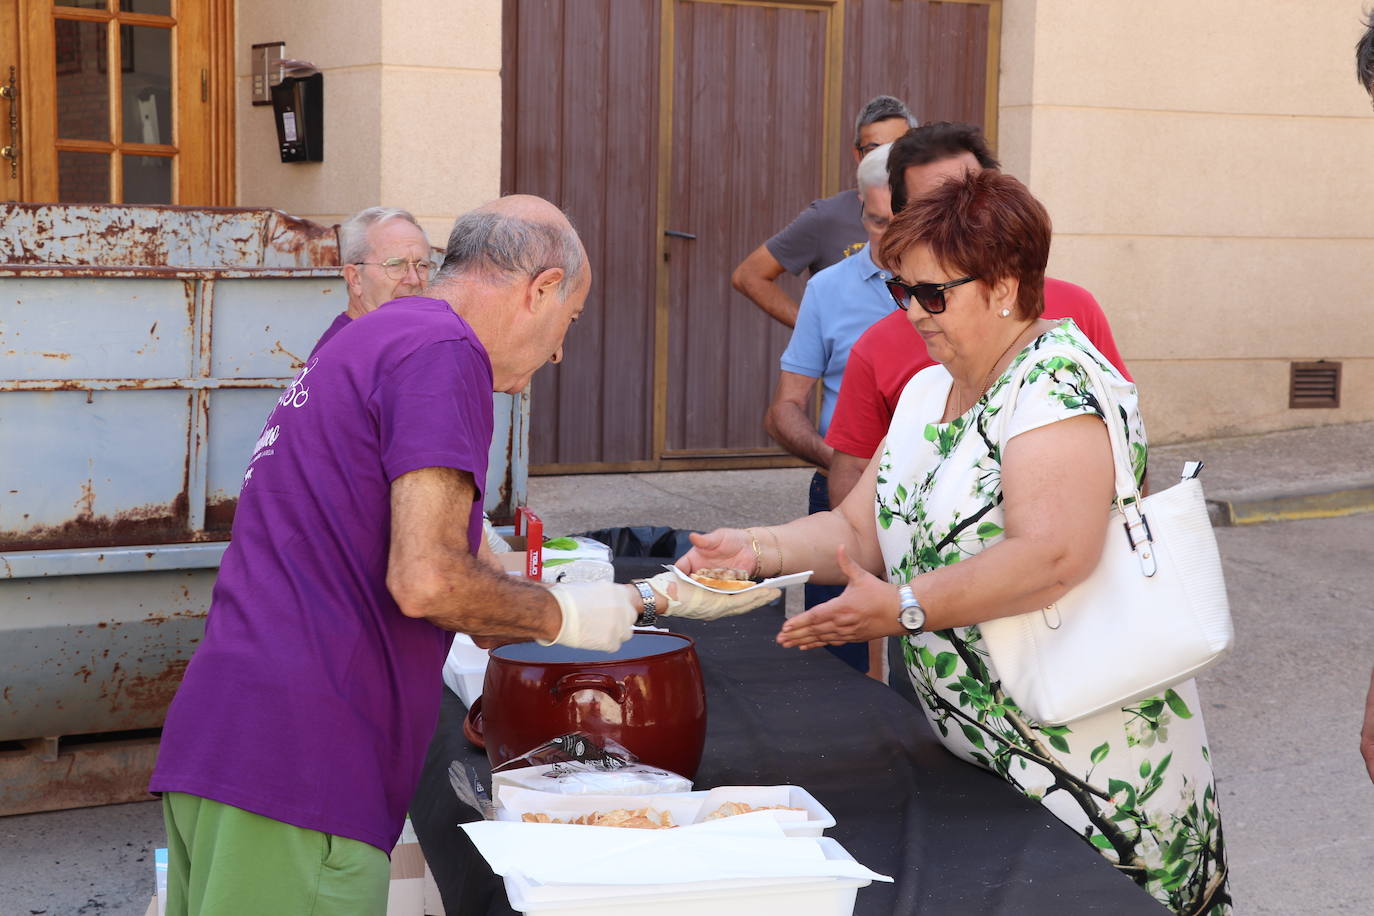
[
  {"x1": 479, "y1": 193, "x2": 566, "y2": 223},
  {"x1": 432, "y1": 194, "x2": 587, "y2": 294}
]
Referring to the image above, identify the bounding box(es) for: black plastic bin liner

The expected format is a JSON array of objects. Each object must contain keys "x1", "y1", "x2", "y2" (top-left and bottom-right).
[{"x1": 571, "y1": 526, "x2": 700, "y2": 561}]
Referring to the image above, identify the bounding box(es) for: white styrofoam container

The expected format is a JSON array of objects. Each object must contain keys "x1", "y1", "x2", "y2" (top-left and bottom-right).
[
  {"x1": 692, "y1": 786, "x2": 836, "y2": 838},
  {"x1": 442, "y1": 663, "x2": 485, "y2": 708},
  {"x1": 442, "y1": 634, "x2": 489, "y2": 707},
  {"x1": 494, "y1": 785, "x2": 835, "y2": 838},
  {"x1": 503, "y1": 837, "x2": 867, "y2": 916}
]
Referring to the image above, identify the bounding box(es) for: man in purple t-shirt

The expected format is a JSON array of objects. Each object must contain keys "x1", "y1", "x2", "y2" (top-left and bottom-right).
[{"x1": 151, "y1": 196, "x2": 781, "y2": 914}]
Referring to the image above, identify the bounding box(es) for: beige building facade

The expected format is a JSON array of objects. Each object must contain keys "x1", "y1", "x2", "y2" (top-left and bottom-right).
[
  {"x1": 998, "y1": 0, "x2": 1373, "y2": 442},
  {"x1": 230, "y1": 0, "x2": 1373, "y2": 446},
  {"x1": 233, "y1": 0, "x2": 503, "y2": 247}
]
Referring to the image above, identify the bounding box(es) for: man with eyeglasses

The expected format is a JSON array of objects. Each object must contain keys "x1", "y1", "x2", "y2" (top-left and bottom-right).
[
  {"x1": 309, "y1": 206, "x2": 435, "y2": 357},
  {"x1": 762, "y1": 142, "x2": 898, "y2": 676},
  {"x1": 731, "y1": 95, "x2": 916, "y2": 327},
  {"x1": 823, "y1": 122, "x2": 1131, "y2": 511}
]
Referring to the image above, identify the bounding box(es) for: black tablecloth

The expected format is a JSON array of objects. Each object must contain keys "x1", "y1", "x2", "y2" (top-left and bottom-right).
[{"x1": 410, "y1": 559, "x2": 1167, "y2": 915}]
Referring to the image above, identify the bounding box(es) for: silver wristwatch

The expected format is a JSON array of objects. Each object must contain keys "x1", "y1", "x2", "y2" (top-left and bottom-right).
[
  {"x1": 631, "y1": 579, "x2": 657, "y2": 627},
  {"x1": 897, "y1": 584, "x2": 926, "y2": 634}
]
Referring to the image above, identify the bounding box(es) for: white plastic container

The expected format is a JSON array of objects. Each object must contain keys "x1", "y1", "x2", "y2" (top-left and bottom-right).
[
  {"x1": 494, "y1": 784, "x2": 835, "y2": 838},
  {"x1": 503, "y1": 837, "x2": 867, "y2": 916},
  {"x1": 689, "y1": 785, "x2": 836, "y2": 838},
  {"x1": 442, "y1": 634, "x2": 489, "y2": 707}
]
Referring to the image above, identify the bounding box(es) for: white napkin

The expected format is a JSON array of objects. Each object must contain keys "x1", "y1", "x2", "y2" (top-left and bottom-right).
[{"x1": 461, "y1": 814, "x2": 891, "y2": 886}]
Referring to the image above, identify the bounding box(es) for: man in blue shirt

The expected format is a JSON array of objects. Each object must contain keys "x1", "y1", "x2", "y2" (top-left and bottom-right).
[{"x1": 764, "y1": 143, "x2": 896, "y2": 674}]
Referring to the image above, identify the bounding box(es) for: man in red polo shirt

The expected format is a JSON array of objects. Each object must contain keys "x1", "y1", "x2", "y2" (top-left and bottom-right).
[{"x1": 825, "y1": 122, "x2": 1132, "y2": 507}]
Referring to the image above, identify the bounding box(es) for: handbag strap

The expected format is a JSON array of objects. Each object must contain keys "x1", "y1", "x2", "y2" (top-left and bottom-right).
[{"x1": 994, "y1": 339, "x2": 1158, "y2": 573}]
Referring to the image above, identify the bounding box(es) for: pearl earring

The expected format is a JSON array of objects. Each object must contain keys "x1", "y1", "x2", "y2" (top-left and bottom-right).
[{"x1": 999, "y1": 308, "x2": 1011, "y2": 318}]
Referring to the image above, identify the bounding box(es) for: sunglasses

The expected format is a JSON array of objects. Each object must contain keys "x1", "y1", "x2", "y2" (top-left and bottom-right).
[{"x1": 885, "y1": 276, "x2": 976, "y2": 314}]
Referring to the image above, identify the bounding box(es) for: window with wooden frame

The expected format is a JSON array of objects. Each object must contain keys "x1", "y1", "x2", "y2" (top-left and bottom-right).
[{"x1": 0, "y1": 0, "x2": 234, "y2": 206}]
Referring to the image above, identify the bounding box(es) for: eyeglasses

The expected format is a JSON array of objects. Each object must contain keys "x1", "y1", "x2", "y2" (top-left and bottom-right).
[
  {"x1": 354, "y1": 257, "x2": 435, "y2": 281},
  {"x1": 885, "y1": 276, "x2": 976, "y2": 314}
]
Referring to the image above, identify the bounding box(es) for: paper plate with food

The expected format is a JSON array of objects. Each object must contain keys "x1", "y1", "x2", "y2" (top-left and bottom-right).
[{"x1": 664, "y1": 565, "x2": 813, "y2": 594}]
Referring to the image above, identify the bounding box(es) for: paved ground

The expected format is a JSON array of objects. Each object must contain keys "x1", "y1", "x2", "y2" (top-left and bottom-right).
[{"x1": 2, "y1": 422, "x2": 1372, "y2": 915}]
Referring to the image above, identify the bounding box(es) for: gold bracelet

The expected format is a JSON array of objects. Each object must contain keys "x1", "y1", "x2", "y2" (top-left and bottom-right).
[
  {"x1": 765, "y1": 527, "x2": 784, "y2": 578},
  {"x1": 744, "y1": 529, "x2": 765, "y2": 578}
]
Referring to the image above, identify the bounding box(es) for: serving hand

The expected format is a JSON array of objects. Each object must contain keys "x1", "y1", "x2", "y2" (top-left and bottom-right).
[
  {"x1": 641, "y1": 571, "x2": 780, "y2": 622},
  {"x1": 777, "y1": 546, "x2": 900, "y2": 649}
]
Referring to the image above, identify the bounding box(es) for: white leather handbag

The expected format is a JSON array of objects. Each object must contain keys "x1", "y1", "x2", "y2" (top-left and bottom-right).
[{"x1": 976, "y1": 345, "x2": 1234, "y2": 725}]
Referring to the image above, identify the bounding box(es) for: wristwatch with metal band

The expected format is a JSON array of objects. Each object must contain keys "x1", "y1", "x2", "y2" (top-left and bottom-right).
[
  {"x1": 897, "y1": 584, "x2": 926, "y2": 634},
  {"x1": 631, "y1": 579, "x2": 657, "y2": 627}
]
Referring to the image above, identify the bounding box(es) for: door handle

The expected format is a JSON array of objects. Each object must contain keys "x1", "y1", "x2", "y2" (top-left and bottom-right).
[
  {"x1": 1, "y1": 66, "x2": 17, "y2": 179},
  {"x1": 664, "y1": 229, "x2": 696, "y2": 240}
]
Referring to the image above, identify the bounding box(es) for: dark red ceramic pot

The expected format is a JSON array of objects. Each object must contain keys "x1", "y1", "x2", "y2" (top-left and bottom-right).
[{"x1": 464, "y1": 631, "x2": 707, "y2": 779}]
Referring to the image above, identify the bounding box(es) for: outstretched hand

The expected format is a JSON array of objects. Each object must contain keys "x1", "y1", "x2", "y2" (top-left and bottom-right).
[
  {"x1": 675, "y1": 529, "x2": 757, "y2": 577},
  {"x1": 777, "y1": 545, "x2": 900, "y2": 650}
]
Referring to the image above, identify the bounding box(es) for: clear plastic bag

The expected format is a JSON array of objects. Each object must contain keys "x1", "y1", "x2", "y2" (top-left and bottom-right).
[{"x1": 451, "y1": 733, "x2": 693, "y2": 817}]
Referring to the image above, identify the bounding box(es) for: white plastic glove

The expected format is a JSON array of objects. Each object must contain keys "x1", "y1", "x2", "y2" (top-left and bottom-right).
[
  {"x1": 644, "y1": 572, "x2": 781, "y2": 622},
  {"x1": 542, "y1": 581, "x2": 637, "y2": 651}
]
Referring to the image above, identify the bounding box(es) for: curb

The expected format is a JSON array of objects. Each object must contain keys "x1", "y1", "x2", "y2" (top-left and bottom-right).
[{"x1": 1207, "y1": 484, "x2": 1374, "y2": 527}]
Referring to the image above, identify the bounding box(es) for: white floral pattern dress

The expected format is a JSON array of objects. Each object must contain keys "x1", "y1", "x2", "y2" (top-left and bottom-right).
[{"x1": 876, "y1": 320, "x2": 1230, "y2": 914}]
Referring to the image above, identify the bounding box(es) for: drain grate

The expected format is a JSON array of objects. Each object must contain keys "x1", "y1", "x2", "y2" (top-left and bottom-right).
[{"x1": 1289, "y1": 361, "x2": 1341, "y2": 408}]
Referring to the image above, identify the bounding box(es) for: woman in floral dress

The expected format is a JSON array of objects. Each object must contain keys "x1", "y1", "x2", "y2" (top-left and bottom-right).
[{"x1": 678, "y1": 170, "x2": 1229, "y2": 913}]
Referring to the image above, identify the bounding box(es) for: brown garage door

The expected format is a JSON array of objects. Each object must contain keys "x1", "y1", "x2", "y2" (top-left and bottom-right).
[{"x1": 504, "y1": 0, "x2": 999, "y2": 473}]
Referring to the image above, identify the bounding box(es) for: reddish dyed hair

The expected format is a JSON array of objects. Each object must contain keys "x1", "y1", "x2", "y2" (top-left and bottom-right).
[{"x1": 877, "y1": 169, "x2": 1051, "y2": 319}]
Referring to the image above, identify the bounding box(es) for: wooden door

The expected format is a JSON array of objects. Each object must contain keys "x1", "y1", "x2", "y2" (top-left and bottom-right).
[
  {"x1": 505, "y1": 0, "x2": 663, "y2": 471},
  {"x1": 660, "y1": 0, "x2": 840, "y2": 458},
  {"x1": 506, "y1": 0, "x2": 1000, "y2": 472},
  {"x1": 0, "y1": 0, "x2": 232, "y2": 205}
]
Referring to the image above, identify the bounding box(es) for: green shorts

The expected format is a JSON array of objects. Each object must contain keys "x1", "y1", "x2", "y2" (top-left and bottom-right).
[{"x1": 161, "y1": 792, "x2": 391, "y2": 916}]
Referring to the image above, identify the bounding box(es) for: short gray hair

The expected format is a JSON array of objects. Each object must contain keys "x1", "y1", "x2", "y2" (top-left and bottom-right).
[
  {"x1": 433, "y1": 208, "x2": 585, "y2": 295},
  {"x1": 853, "y1": 95, "x2": 917, "y2": 147},
  {"x1": 338, "y1": 207, "x2": 426, "y2": 265},
  {"x1": 856, "y1": 143, "x2": 893, "y2": 193}
]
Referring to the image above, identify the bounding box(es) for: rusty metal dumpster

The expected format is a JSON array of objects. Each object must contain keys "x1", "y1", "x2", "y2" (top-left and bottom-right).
[{"x1": 0, "y1": 203, "x2": 528, "y2": 813}]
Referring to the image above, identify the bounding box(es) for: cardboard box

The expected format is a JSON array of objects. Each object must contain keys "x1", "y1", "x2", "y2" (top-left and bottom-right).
[
  {"x1": 497, "y1": 507, "x2": 544, "y2": 580},
  {"x1": 388, "y1": 839, "x2": 445, "y2": 915}
]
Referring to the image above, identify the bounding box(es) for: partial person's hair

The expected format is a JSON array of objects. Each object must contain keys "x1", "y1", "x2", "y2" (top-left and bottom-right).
[
  {"x1": 887, "y1": 122, "x2": 1001, "y2": 213},
  {"x1": 1357, "y1": 11, "x2": 1374, "y2": 97},
  {"x1": 855, "y1": 143, "x2": 893, "y2": 193},
  {"x1": 853, "y1": 95, "x2": 918, "y2": 147},
  {"x1": 878, "y1": 169, "x2": 1050, "y2": 320},
  {"x1": 338, "y1": 207, "x2": 427, "y2": 266},
  {"x1": 434, "y1": 206, "x2": 585, "y2": 295}
]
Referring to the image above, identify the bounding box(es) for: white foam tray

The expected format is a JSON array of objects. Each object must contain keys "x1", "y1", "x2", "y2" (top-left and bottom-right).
[
  {"x1": 495, "y1": 785, "x2": 835, "y2": 838},
  {"x1": 503, "y1": 836, "x2": 866, "y2": 916},
  {"x1": 665, "y1": 564, "x2": 813, "y2": 594}
]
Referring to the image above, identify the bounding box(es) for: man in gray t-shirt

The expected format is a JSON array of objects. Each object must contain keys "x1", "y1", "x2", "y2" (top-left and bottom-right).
[{"x1": 731, "y1": 95, "x2": 916, "y2": 328}]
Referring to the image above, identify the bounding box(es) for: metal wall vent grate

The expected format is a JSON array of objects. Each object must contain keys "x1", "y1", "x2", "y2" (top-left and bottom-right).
[{"x1": 1289, "y1": 361, "x2": 1341, "y2": 408}]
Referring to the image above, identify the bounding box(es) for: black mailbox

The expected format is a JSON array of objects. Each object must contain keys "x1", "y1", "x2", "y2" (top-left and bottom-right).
[{"x1": 270, "y1": 73, "x2": 323, "y2": 163}]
